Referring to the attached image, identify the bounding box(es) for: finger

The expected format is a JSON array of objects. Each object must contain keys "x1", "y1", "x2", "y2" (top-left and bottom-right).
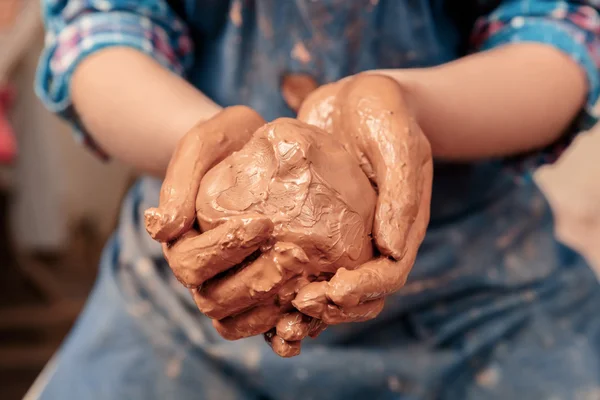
[
  {"x1": 321, "y1": 298, "x2": 385, "y2": 325},
  {"x1": 192, "y1": 243, "x2": 309, "y2": 319},
  {"x1": 293, "y1": 282, "x2": 385, "y2": 324},
  {"x1": 264, "y1": 330, "x2": 302, "y2": 358},
  {"x1": 145, "y1": 106, "x2": 265, "y2": 242},
  {"x1": 291, "y1": 281, "x2": 329, "y2": 319},
  {"x1": 338, "y1": 74, "x2": 431, "y2": 259},
  {"x1": 210, "y1": 276, "x2": 313, "y2": 343},
  {"x1": 281, "y1": 73, "x2": 318, "y2": 113},
  {"x1": 308, "y1": 319, "x2": 328, "y2": 338},
  {"x1": 374, "y1": 133, "x2": 432, "y2": 259},
  {"x1": 212, "y1": 302, "x2": 281, "y2": 340},
  {"x1": 277, "y1": 275, "x2": 311, "y2": 306},
  {"x1": 163, "y1": 217, "x2": 273, "y2": 287},
  {"x1": 296, "y1": 82, "x2": 344, "y2": 133},
  {"x1": 276, "y1": 312, "x2": 314, "y2": 341},
  {"x1": 326, "y1": 157, "x2": 433, "y2": 308}
]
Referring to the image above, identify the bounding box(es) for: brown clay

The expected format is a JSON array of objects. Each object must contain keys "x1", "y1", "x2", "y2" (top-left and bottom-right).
[
  {"x1": 145, "y1": 106, "x2": 266, "y2": 242},
  {"x1": 145, "y1": 74, "x2": 433, "y2": 358},
  {"x1": 265, "y1": 329, "x2": 302, "y2": 358},
  {"x1": 191, "y1": 117, "x2": 377, "y2": 349},
  {"x1": 292, "y1": 74, "x2": 433, "y2": 323},
  {"x1": 163, "y1": 217, "x2": 274, "y2": 288},
  {"x1": 194, "y1": 118, "x2": 376, "y2": 273}
]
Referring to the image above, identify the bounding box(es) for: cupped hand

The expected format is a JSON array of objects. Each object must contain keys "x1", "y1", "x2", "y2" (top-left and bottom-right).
[
  {"x1": 292, "y1": 73, "x2": 433, "y2": 324},
  {"x1": 145, "y1": 110, "x2": 379, "y2": 357},
  {"x1": 144, "y1": 106, "x2": 266, "y2": 242},
  {"x1": 188, "y1": 118, "x2": 378, "y2": 356}
]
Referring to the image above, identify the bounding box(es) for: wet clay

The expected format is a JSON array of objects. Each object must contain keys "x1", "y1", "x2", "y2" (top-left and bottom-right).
[
  {"x1": 292, "y1": 74, "x2": 432, "y2": 325},
  {"x1": 191, "y1": 117, "x2": 377, "y2": 354},
  {"x1": 145, "y1": 74, "x2": 432, "y2": 358},
  {"x1": 145, "y1": 106, "x2": 266, "y2": 242},
  {"x1": 195, "y1": 118, "x2": 376, "y2": 272}
]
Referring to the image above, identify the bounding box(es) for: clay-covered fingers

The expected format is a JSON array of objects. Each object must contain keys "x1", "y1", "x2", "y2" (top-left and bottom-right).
[
  {"x1": 192, "y1": 243, "x2": 309, "y2": 319},
  {"x1": 292, "y1": 156, "x2": 432, "y2": 315},
  {"x1": 212, "y1": 303, "x2": 281, "y2": 340},
  {"x1": 326, "y1": 156, "x2": 433, "y2": 308},
  {"x1": 264, "y1": 330, "x2": 302, "y2": 358},
  {"x1": 214, "y1": 307, "x2": 319, "y2": 358},
  {"x1": 321, "y1": 299, "x2": 385, "y2": 324},
  {"x1": 275, "y1": 312, "x2": 324, "y2": 341},
  {"x1": 266, "y1": 312, "x2": 325, "y2": 358},
  {"x1": 162, "y1": 217, "x2": 273, "y2": 287},
  {"x1": 210, "y1": 275, "x2": 322, "y2": 358},
  {"x1": 373, "y1": 132, "x2": 432, "y2": 260},
  {"x1": 292, "y1": 282, "x2": 385, "y2": 325},
  {"x1": 291, "y1": 281, "x2": 329, "y2": 318},
  {"x1": 338, "y1": 74, "x2": 432, "y2": 260},
  {"x1": 144, "y1": 106, "x2": 265, "y2": 242},
  {"x1": 213, "y1": 308, "x2": 314, "y2": 342}
]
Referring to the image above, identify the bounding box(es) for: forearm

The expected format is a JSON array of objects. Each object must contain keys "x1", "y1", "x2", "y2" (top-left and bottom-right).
[
  {"x1": 380, "y1": 43, "x2": 587, "y2": 160},
  {"x1": 71, "y1": 47, "x2": 221, "y2": 176}
]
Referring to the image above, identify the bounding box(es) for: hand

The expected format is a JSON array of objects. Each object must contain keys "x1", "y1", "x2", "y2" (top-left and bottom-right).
[
  {"x1": 144, "y1": 107, "x2": 317, "y2": 356},
  {"x1": 185, "y1": 118, "x2": 378, "y2": 356},
  {"x1": 292, "y1": 74, "x2": 433, "y2": 323},
  {"x1": 146, "y1": 111, "x2": 378, "y2": 357},
  {"x1": 144, "y1": 106, "x2": 265, "y2": 242}
]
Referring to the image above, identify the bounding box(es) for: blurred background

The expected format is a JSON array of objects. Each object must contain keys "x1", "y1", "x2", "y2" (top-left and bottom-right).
[
  {"x1": 1, "y1": 2, "x2": 133, "y2": 398},
  {"x1": 0, "y1": 1, "x2": 599, "y2": 399}
]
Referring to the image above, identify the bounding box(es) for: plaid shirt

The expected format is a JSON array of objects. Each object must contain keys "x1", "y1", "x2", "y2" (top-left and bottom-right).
[
  {"x1": 37, "y1": 0, "x2": 194, "y2": 158},
  {"x1": 37, "y1": 0, "x2": 600, "y2": 164}
]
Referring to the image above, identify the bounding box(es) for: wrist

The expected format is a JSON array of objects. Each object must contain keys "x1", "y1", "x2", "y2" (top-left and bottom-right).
[
  {"x1": 366, "y1": 68, "x2": 426, "y2": 125},
  {"x1": 171, "y1": 102, "x2": 223, "y2": 142}
]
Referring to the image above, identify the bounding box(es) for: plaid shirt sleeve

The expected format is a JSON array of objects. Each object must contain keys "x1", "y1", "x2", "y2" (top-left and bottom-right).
[
  {"x1": 470, "y1": 0, "x2": 600, "y2": 171},
  {"x1": 35, "y1": 0, "x2": 194, "y2": 159}
]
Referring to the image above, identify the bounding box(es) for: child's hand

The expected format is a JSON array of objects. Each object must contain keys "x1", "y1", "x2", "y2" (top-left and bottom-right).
[
  {"x1": 165, "y1": 118, "x2": 378, "y2": 357},
  {"x1": 293, "y1": 74, "x2": 433, "y2": 323}
]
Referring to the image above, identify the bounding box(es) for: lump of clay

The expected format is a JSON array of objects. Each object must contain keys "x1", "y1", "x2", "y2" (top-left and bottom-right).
[
  {"x1": 147, "y1": 74, "x2": 432, "y2": 358},
  {"x1": 158, "y1": 117, "x2": 377, "y2": 357},
  {"x1": 197, "y1": 118, "x2": 376, "y2": 273},
  {"x1": 190, "y1": 118, "x2": 376, "y2": 322},
  {"x1": 281, "y1": 73, "x2": 318, "y2": 112}
]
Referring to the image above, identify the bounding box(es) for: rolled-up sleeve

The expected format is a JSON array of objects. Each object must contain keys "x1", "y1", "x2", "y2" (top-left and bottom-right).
[
  {"x1": 471, "y1": 0, "x2": 600, "y2": 168},
  {"x1": 36, "y1": 0, "x2": 193, "y2": 158}
]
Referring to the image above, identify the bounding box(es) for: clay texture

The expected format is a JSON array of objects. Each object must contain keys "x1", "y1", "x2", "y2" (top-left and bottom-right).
[
  {"x1": 145, "y1": 74, "x2": 433, "y2": 358},
  {"x1": 187, "y1": 117, "x2": 376, "y2": 354}
]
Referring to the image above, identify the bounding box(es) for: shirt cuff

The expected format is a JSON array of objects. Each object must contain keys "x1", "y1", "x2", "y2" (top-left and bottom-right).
[
  {"x1": 35, "y1": 11, "x2": 193, "y2": 159},
  {"x1": 478, "y1": 18, "x2": 599, "y2": 130}
]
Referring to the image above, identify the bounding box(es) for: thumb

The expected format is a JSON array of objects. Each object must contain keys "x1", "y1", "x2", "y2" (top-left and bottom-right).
[
  {"x1": 333, "y1": 74, "x2": 431, "y2": 259},
  {"x1": 373, "y1": 134, "x2": 432, "y2": 259},
  {"x1": 145, "y1": 106, "x2": 265, "y2": 242}
]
